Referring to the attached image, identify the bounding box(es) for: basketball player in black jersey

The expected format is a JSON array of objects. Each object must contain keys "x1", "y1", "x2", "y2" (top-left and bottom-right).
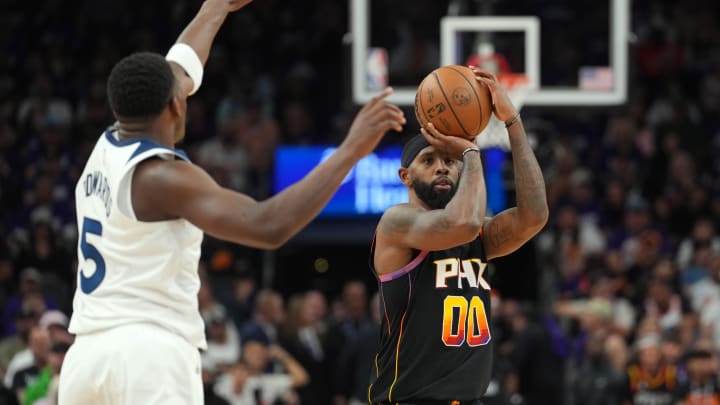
[{"x1": 369, "y1": 68, "x2": 549, "y2": 405}]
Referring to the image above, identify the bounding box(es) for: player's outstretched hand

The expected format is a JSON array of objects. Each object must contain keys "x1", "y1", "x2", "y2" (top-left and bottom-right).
[
  {"x1": 470, "y1": 67, "x2": 518, "y2": 123},
  {"x1": 342, "y1": 87, "x2": 406, "y2": 159},
  {"x1": 421, "y1": 123, "x2": 478, "y2": 160}
]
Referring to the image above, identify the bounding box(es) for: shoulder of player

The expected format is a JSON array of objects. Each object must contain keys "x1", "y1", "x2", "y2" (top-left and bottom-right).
[
  {"x1": 133, "y1": 158, "x2": 216, "y2": 196},
  {"x1": 378, "y1": 203, "x2": 425, "y2": 236},
  {"x1": 379, "y1": 203, "x2": 425, "y2": 220}
]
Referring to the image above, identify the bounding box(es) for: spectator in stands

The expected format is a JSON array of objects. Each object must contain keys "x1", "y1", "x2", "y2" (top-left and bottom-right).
[
  {"x1": 2, "y1": 269, "x2": 56, "y2": 337},
  {"x1": 336, "y1": 292, "x2": 381, "y2": 405},
  {"x1": 641, "y1": 276, "x2": 689, "y2": 334},
  {"x1": 675, "y1": 348, "x2": 720, "y2": 405},
  {"x1": 37, "y1": 310, "x2": 71, "y2": 348},
  {"x1": 609, "y1": 193, "x2": 665, "y2": 270},
  {"x1": 199, "y1": 284, "x2": 231, "y2": 330},
  {"x1": 0, "y1": 248, "x2": 15, "y2": 308},
  {"x1": 507, "y1": 300, "x2": 566, "y2": 405},
  {"x1": 202, "y1": 305, "x2": 241, "y2": 378},
  {"x1": 195, "y1": 115, "x2": 249, "y2": 192},
  {"x1": 22, "y1": 339, "x2": 69, "y2": 405},
  {"x1": 677, "y1": 218, "x2": 720, "y2": 269},
  {"x1": 556, "y1": 270, "x2": 636, "y2": 339},
  {"x1": 15, "y1": 218, "x2": 73, "y2": 309},
  {"x1": 236, "y1": 96, "x2": 280, "y2": 199},
  {"x1": 538, "y1": 203, "x2": 605, "y2": 298},
  {"x1": 624, "y1": 334, "x2": 677, "y2": 405},
  {"x1": 662, "y1": 151, "x2": 705, "y2": 236},
  {"x1": 290, "y1": 290, "x2": 343, "y2": 404},
  {"x1": 214, "y1": 340, "x2": 308, "y2": 405},
  {"x1": 226, "y1": 273, "x2": 257, "y2": 328},
  {"x1": 279, "y1": 294, "x2": 326, "y2": 404},
  {"x1": 239, "y1": 290, "x2": 286, "y2": 345},
  {"x1": 694, "y1": 253, "x2": 720, "y2": 349},
  {"x1": 659, "y1": 333, "x2": 685, "y2": 373},
  {"x1": 281, "y1": 102, "x2": 318, "y2": 145},
  {"x1": 604, "y1": 334, "x2": 629, "y2": 379},
  {"x1": 9, "y1": 326, "x2": 50, "y2": 403},
  {"x1": 337, "y1": 281, "x2": 369, "y2": 342},
  {"x1": 0, "y1": 305, "x2": 37, "y2": 378},
  {"x1": 599, "y1": 178, "x2": 627, "y2": 235},
  {"x1": 573, "y1": 329, "x2": 625, "y2": 405}
]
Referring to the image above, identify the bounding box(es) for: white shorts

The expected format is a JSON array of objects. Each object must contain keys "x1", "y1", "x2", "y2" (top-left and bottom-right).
[{"x1": 58, "y1": 323, "x2": 203, "y2": 405}]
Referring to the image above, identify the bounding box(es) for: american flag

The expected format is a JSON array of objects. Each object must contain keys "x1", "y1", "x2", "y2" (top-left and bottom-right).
[{"x1": 579, "y1": 66, "x2": 614, "y2": 91}]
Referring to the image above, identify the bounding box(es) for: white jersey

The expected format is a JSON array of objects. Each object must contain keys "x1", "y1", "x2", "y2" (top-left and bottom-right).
[{"x1": 69, "y1": 128, "x2": 207, "y2": 349}]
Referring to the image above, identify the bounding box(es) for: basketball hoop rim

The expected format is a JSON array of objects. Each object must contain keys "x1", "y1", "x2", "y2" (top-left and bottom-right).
[
  {"x1": 496, "y1": 73, "x2": 531, "y2": 89},
  {"x1": 495, "y1": 73, "x2": 531, "y2": 111}
]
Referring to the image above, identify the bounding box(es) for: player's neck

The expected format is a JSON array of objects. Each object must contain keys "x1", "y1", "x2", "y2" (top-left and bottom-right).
[{"x1": 115, "y1": 119, "x2": 175, "y2": 148}]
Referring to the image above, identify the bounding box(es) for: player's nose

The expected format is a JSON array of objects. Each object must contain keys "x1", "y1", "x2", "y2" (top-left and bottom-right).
[{"x1": 434, "y1": 160, "x2": 450, "y2": 174}]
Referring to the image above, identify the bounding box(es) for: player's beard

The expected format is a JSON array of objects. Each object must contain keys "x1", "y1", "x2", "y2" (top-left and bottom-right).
[{"x1": 411, "y1": 176, "x2": 457, "y2": 209}]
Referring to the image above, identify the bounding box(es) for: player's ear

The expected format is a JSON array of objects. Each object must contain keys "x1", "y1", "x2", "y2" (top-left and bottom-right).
[
  {"x1": 168, "y1": 77, "x2": 186, "y2": 119},
  {"x1": 168, "y1": 95, "x2": 182, "y2": 118},
  {"x1": 398, "y1": 167, "x2": 412, "y2": 187}
]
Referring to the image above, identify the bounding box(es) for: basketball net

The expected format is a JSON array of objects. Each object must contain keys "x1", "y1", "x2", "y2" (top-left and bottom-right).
[{"x1": 475, "y1": 73, "x2": 530, "y2": 151}]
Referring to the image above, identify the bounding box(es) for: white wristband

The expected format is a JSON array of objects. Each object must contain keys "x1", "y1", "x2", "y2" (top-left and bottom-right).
[
  {"x1": 462, "y1": 147, "x2": 480, "y2": 158},
  {"x1": 166, "y1": 43, "x2": 203, "y2": 95}
]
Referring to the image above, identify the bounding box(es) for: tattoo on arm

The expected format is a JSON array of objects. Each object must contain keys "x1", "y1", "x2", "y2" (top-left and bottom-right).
[
  {"x1": 433, "y1": 215, "x2": 451, "y2": 233},
  {"x1": 381, "y1": 210, "x2": 413, "y2": 235},
  {"x1": 382, "y1": 216, "x2": 410, "y2": 234},
  {"x1": 516, "y1": 158, "x2": 547, "y2": 218},
  {"x1": 462, "y1": 153, "x2": 483, "y2": 174},
  {"x1": 453, "y1": 152, "x2": 484, "y2": 201},
  {"x1": 488, "y1": 220, "x2": 514, "y2": 249},
  {"x1": 509, "y1": 132, "x2": 548, "y2": 222},
  {"x1": 381, "y1": 207, "x2": 451, "y2": 236}
]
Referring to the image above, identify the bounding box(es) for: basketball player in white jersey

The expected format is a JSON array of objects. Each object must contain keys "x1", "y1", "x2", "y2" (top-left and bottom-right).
[{"x1": 57, "y1": 0, "x2": 406, "y2": 403}]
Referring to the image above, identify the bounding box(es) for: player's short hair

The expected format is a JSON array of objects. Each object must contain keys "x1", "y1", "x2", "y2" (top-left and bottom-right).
[{"x1": 107, "y1": 52, "x2": 175, "y2": 119}]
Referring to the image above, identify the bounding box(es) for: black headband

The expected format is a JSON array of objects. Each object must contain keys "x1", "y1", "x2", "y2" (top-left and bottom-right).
[{"x1": 401, "y1": 134, "x2": 431, "y2": 168}]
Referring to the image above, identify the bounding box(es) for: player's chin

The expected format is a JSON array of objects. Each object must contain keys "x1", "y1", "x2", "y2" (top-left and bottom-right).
[{"x1": 438, "y1": 187, "x2": 457, "y2": 200}]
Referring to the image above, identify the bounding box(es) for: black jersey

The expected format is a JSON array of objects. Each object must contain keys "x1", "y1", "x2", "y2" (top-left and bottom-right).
[
  {"x1": 369, "y1": 235, "x2": 493, "y2": 404},
  {"x1": 625, "y1": 364, "x2": 678, "y2": 405}
]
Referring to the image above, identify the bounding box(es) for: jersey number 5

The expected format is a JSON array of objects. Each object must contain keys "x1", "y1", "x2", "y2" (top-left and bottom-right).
[
  {"x1": 442, "y1": 295, "x2": 491, "y2": 347},
  {"x1": 80, "y1": 217, "x2": 106, "y2": 294}
]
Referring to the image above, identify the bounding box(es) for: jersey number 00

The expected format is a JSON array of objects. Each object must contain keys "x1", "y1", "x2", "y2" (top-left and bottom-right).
[{"x1": 442, "y1": 295, "x2": 491, "y2": 347}]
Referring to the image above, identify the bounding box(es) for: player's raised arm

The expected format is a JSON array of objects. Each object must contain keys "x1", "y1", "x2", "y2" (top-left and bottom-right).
[
  {"x1": 132, "y1": 88, "x2": 405, "y2": 249},
  {"x1": 376, "y1": 125, "x2": 487, "y2": 252},
  {"x1": 166, "y1": 0, "x2": 253, "y2": 96},
  {"x1": 473, "y1": 68, "x2": 549, "y2": 260}
]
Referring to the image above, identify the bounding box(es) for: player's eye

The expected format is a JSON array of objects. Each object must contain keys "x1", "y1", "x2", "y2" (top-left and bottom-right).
[
  {"x1": 423, "y1": 157, "x2": 433, "y2": 165},
  {"x1": 444, "y1": 158, "x2": 455, "y2": 165}
]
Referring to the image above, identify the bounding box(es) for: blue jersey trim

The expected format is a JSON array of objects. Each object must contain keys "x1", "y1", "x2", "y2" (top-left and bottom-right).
[{"x1": 103, "y1": 129, "x2": 190, "y2": 162}]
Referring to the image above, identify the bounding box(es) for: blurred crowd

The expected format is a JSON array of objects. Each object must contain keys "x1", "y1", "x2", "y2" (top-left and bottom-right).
[{"x1": 2, "y1": 0, "x2": 720, "y2": 404}]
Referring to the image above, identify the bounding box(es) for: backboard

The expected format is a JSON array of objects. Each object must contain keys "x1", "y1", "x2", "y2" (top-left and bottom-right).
[{"x1": 351, "y1": 0, "x2": 630, "y2": 107}]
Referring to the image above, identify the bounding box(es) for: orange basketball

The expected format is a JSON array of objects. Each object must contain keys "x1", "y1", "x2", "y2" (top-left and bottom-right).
[{"x1": 414, "y1": 65, "x2": 493, "y2": 139}]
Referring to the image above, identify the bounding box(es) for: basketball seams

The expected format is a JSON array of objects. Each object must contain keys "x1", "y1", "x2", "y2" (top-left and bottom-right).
[
  {"x1": 431, "y1": 71, "x2": 471, "y2": 138},
  {"x1": 446, "y1": 66, "x2": 485, "y2": 134}
]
